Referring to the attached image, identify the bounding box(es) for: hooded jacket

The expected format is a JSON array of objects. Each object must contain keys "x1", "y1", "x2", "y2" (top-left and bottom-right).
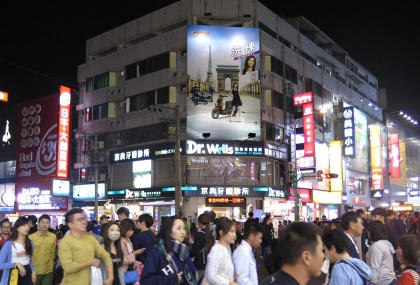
[
  {"x1": 328, "y1": 258, "x2": 372, "y2": 285},
  {"x1": 366, "y1": 240, "x2": 396, "y2": 285}
]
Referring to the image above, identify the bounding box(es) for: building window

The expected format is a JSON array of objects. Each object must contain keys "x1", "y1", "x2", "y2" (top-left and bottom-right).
[
  {"x1": 93, "y1": 103, "x2": 108, "y2": 120},
  {"x1": 123, "y1": 123, "x2": 168, "y2": 145},
  {"x1": 271, "y1": 57, "x2": 283, "y2": 77},
  {"x1": 86, "y1": 78, "x2": 93, "y2": 92},
  {"x1": 85, "y1": 108, "x2": 91, "y2": 122},
  {"x1": 86, "y1": 72, "x2": 115, "y2": 92},
  {"x1": 126, "y1": 52, "x2": 170, "y2": 80},
  {"x1": 127, "y1": 87, "x2": 170, "y2": 112}
]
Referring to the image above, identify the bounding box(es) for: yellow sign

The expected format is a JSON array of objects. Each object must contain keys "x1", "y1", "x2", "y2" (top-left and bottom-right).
[
  {"x1": 329, "y1": 141, "x2": 343, "y2": 191},
  {"x1": 313, "y1": 190, "x2": 342, "y2": 204},
  {"x1": 392, "y1": 205, "x2": 413, "y2": 212},
  {"x1": 0, "y1": 91, "x2": 8, "y2": 102}
]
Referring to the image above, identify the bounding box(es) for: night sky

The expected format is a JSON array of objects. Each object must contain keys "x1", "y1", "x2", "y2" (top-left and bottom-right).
[{"x1": 0, "y1": 1, "x2": 418, "y2": 115}]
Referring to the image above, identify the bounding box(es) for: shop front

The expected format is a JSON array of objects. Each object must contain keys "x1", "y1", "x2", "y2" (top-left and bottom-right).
[
  {"x1": 312, "y1": 190, "x2": 342, "y2": 220},
  {"x1": 73, "y1": 183, "x2": 110, "y2": 221}
]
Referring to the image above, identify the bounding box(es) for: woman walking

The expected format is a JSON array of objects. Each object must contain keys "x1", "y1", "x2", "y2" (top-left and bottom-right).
[
  {"x1": 190, "y1": 213, "x2": 210, "y2": 280},
  {"x1": 141, "y1": 215, "x2": 197, "y2": 285},
  {"x1": 120, "y1": 219, "x2": 141, "y2": 283},
  {"x1": 0, "y1": 217, "x2": 36, "y2": 285},
  {"x1": 101, "y1": 222, "x2": 125, "y2": 285}
]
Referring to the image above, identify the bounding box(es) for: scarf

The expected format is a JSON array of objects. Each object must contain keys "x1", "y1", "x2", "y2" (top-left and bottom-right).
[{"x1": 156, "y1": 239, "x2": 197, "y2": 285}]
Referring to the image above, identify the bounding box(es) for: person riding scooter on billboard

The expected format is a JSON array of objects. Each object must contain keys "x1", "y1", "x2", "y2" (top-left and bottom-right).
[{"x1": 191, "y1": 82, "x2": 200, "y2": 105}]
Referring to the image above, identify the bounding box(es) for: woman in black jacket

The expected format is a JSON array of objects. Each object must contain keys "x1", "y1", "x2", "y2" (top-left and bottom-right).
[
  {"x1": 261, "y1": 215, "x2": 274, "y2": 257},
  {"x1": 189, "y1": 213, "x2": 210, "y2": 281}
]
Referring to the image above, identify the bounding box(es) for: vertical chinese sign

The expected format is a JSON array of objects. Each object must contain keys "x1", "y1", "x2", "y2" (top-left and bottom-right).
[
  {"x1": 342, "y1": 106, "x2": 355, "y2": 158},
  {"x1": 370, "y1": 125, "x2": 382, "y2": 190},
  {"x1": 389, "y1": 134, "x2": 400, "y2": 178},
  {"x1": 57, "y1": 86, "x2": 71, "y2": 178}
]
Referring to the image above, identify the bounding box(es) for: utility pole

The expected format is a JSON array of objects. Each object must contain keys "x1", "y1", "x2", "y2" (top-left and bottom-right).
[{"x1": 94, "y1": 134, "x2": 99, "y2": 220}]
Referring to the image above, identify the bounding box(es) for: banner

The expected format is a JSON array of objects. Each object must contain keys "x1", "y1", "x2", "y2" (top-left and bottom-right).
[{"x1": 389, "y1": 134, "x2": 400, "y2": 178}]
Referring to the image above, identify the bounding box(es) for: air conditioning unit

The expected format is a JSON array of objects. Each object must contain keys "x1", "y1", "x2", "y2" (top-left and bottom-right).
[
  {"x1": 88, "y1": 174, "x2": 107, "y2": 182},
  {"x1": 285, "y1": 173, "x2": 293, "y2": 183},
  {"x1": 285, "y1": 162, "x2": 295, "y2": 171},
  {"x1": 89, "y1": 141, "x2": 105, "y2": 150},
  {"x1": 114, "y1": 138, "x2": 122, "y2": 146}
]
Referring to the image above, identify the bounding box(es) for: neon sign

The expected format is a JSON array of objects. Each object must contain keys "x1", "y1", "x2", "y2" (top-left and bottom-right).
[
  {"x1": 303, "y1": 103, "x2": 315, "y2": 156},
  {"x1": 342, "y1": 106, "x2": 355, "y2": 157},
  {"x1": 389, "y1": 134, "x2": 400, "y2": 178},
  {"x1": 57, "y1": 86, "x2": 71, "y2": 178},
  {"x1": 370, "y1": 125, "x2": 383, "y2": 190},
  {"x1": 293, "y1": 92, "x2": 313, "y2": 106}
]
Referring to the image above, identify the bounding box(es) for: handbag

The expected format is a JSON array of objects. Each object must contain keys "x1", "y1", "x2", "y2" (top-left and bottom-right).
[
  {"x1": 9, "y1": 265, "x2": 18, "y2": 285},
  {"x1": 125, "y1": 263, "x2": 139, "y2": 284},
  {"x1": 90, "y1": 266, "x2": 103, "y2": 285}
]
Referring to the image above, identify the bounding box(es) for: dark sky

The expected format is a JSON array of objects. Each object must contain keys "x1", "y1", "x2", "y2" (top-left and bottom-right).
[{"x1": 0, "y1": 1, "x2": 418, "y2": 115}]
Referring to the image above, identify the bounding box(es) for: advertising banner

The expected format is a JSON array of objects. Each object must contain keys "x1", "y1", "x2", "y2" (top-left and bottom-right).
[
  {"x1": 370, "y1": 125, "x2": 382, "y2": 190},
  {"x1": 314, "y1": 142, "x2": 330, "y2": 190},
  {"x1": 344, "y1": 109, "x2": 368, "y2": 173},
  {"x1": 57, "y1": 86, "x2": 71, "y2": 179},
  {"x1": 303, "y1": 103, "x2": 315, "y2": 156},
  {"x1": 342, "y1": 106, "x2": 355, "y2": 158},
  {"x1": 389, "y1": 134, "x2": 400, "y2": 178},
  {"x1": 0, "y1": 184, "x2": 15, "y2": 213},
  {"x1": 187, "y1": 25, "x2": 261, "y2": 141}
]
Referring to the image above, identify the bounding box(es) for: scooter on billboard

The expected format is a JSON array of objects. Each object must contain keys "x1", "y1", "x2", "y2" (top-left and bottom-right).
[
  {"x1": 211, "y1": 92, "x2": 238, "y2": 119},
  {"x1": 191, "y1": 92, "x2": 209, "y2": 105}
]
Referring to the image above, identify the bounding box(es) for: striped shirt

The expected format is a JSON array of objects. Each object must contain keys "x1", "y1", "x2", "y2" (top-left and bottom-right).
[{"x1": 205, "y1": 243, "x2": 234, "y2": 285}]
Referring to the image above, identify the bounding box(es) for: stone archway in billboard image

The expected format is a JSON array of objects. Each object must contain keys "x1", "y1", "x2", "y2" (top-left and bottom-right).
[{"x1": 215, "y1": 65, "x2": 240, "y2": 92}]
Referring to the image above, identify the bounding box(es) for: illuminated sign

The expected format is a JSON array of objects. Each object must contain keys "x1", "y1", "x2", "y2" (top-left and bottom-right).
[
  {"x1": 0, "y1": 91, "x2": 8, "y2": 102},
  {"x1": 199, "y1": 186, "x2": 250, "y2": 196},
  {"x1": 186, "y1": 140, "x2": 263, "y2": 156},
  {"x1": 289, "y1": 188, "x2": 311, "y2": 203},
  {"x1": 73, "y1": 183, "x2": 105, "y2": 201},
  {"x1": 314, "y1": 142, "x2": 330, "y2": 190},
  {"x1": 17, "y1": 187, "x2": 68, "y2": 211},
  {"x1": 342, "y1": 106, "x2": 355, "y2": 157},
  {"x1": 264, "y1": 143, "x2": 288, "y2": 161},
  {"x1": 329, "y1": 141, "x2": 343, "y2": 191},
  {"x1": 114, "y1": 148, "x2": 150, "y2": 162},
  {"x1": 293, "y1": 92, "x2": 313, "y2": 106},
  {"x1": 133, "y1": 160, "x2": 152, "y2": 188},
  {"x1": 370, "y1": 125, "x2": 382, "y2": 190},
  {"x1": 303, "y1": 103, "x2": 315, "y2": 156},
  {"x1": 0, "y1": 184, "x2": 15, "y2": 213},
  {"x1": 125, "y1": 189, "x2": 163, "y2": 199},
  {"x1": 312, "y1": 190, "x2": 342, "y2": 204},
  {"x1": 389, "y1": 134, "x2": 400, "y2": 178},
  {"x1": 296, "y1": 156, "x2": 315, "y2": 168},
  {"x1": 182, "y1": 185, "x2": 269, "y2": 197},
  {"x1": 346, "y1": 109, "x2": 369, "y2": 173},
  {"x1": 392, "y1": 205, "x2": 413, "y2": 212},
  {"x1": 353, "y1": 195, "x2": 366, "y2": 204},
  {"x1": 0, "y1": 160, "x2": 16, "y2": 179},
  {"x1": 409, "y1": 190, "x2": 419, "y2": 197},
  {"x1": 52, "y1": 179, "x2": 70, "y2": 196},
  {"x1": 371, "y1": 190, "x2": 384, "y2": 198},
  {"x1": 205, "y1": 197, "x2": 246, "y2": 207},
  {"x1": 187, "y1": 25, "x2": 261, "y2": 141},
  {"x1": 56, "y1": 86, "x2": 71, "y2": 178},
  {"x1": 107, "y1": 187, "x2": 176, "y2": 200},
  {"x1": 268, "y1": 188, "x2": 287, "y2": 198}
]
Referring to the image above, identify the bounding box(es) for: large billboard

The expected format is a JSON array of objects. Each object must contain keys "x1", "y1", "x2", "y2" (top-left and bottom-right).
[
  {"x1": 344, "y1": 109, "x2": 368, "y2": 173},
  {"x1": 187, "y1": 25, "x2": 261, "y2": 141},
  {"x1": 0, "y1": 105, "x2": 18, "y2": 159}
]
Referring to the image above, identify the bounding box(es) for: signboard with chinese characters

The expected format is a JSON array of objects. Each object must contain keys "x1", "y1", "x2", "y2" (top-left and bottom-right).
[
  {"x1": 303, "y1": 103, "x2": 315, "y2": 156},
  {"x1": 370, "y1": 125, "x2": 383, "y2": 190},
  {"x1": 293, "y1": 92, "x2": 313, "y2": 106},
  {"x1": 73, "y1": 183, "x2": 106, "y2": 201},
  {"x1": 345, "y1": 109, "x2": 369, "y2": 173},
  {"x1": 56, "y1": 86, "x2": 71, "y2": 179},
  {"x1": 16, "y1": 181, "x2": 69, "y2": 211},
  {"x1": 329, "y1": 141, "x2": 343, "y2": 192},
  {"x1": 264, "y1": 143, "x2": 288, "y2": 161},
  {"x1": 205, "y1": 197, "x2": 246, "y2": 208},
  {"x1": 52, "y1": 179, "x2": 70, "y2": 196},
  {"x1": 186, "y1": 140, "x2": 263, "y2": 156},
  {"x1": 389, "y1": 134, "x2": 400, "y2": 178},
  {"x1": 183, "y1": 185, "x2": 269, "y2": 197},
  {"x1": 342, "y1": 106, "x2": 355, "y2": 158},
  {"x1": 107, "y1": 187, "x2": 175, "y2": 200},
  {"x1": 312, "y1": 190, "x2": 342, "y2": 204},
  {"x1": 187, "y1": 25, "x2": 261, "y2": 141}
]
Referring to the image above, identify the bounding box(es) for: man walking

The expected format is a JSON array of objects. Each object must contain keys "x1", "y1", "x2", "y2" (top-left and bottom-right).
[
  {"x1": 260, "y1": 222, "x2": 325, "y2": 285},
  {"x1": 132, "y1": 214, "x2": 154, "y2": 264},
  {"x1": 28, "y1": 215, "x2": 39, "y2": 235},
  {"x1": 29, "y1": 215, "x2": 57, "y2": 285},
  {"x1": 58, "y1": 208, "x2": 113, "y2": 285},
  {"x1": 232, "y1": 224, "x2": 263, "y2": 285},
  {"x1": 117, "y1": 206, "x2": 130, "y2": 221},
  {"x1": 341, "y1": 212, "x2": 364, "y2": 259},
  {"x1": 0, "y1": 219, "x2": 11, "y2": 250}
]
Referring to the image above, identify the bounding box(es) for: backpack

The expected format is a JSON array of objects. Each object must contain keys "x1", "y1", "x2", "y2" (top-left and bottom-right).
[
  {"x1": 337, "y1": 259, "x2": 376, "y2": 285},
  {"x1": 409, "y1": 218, "x2": 419, "y2": 235}
]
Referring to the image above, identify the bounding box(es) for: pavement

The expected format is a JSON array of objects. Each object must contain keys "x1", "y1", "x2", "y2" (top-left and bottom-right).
[{"x1": 186, "y1": 92, "x2": 261, "y2": 141}]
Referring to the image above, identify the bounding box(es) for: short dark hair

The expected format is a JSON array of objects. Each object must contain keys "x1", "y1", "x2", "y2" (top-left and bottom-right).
[
  {"x1": 0, "y1": 219, "x2": 10, "y2": 227},
  {"x1": 356, "y1": 209, "x2": 365, "y2": 216},
  {"x1": 86, "y1": 222, "x2": 95, "y2": 233},
  {"x1": 387, "y1": 210, "x2": 396, "y2": 217},
  {"x1": 117, "y1": 207, "x2": 130, "y2": 217},
  {"x1": 138, "y1": 214, "x2": 153, "y2": 228},
  {"x1": 398, "y1": 213, "x2": 407, "y2": 219},
  {"x1": 91, "y1": 220, "x2": 98, "y2": 225},
  {"x1": 372, "y1": 207, "x2": 387, "y2": 218},
  {"x1": 367, "y1": 220, "x2": 388, "y2": 242},
  {"x1": 332, "y1": 221, "x2": 343, "y2": 231},
  {"x1": 248, "y1": 212, "x2": 254, "y2": 218},
  {"x1": 38, "y1": 214, "x2": 51, "y2": 223},
  {"x1": 398, "y1": 235, "x2": 420, "y2": 265},
  {"x1": 11, "y1": 217, "x2": 33, "y2": 256},
  {"x1": 65, "y1": 208, "x2": 85, "y2": 224},
  {"x1": 183, "y1": 217, "x2": 187, "y2": 222},
  {"x1": 278, "y1": 222, "x2": 323, "y2": 265},
  {"x1": 341, "y1": 212, "x2": 360, "y2": 231},
  {"x1": 120, "y1": 218, "x2": 135, "y2": 237},
  {"x1": 322, "y1": 229, "x2": 349, "y2": 254},
  {"x1": 27, "y1": 215, "x2": 37, "y2": 225},
  {"x1": 244, "y1": 223, "x2": 264, "y2": 240},
  {"x1": 414, "y1": 211, "x2": 420, "y2": 218}
]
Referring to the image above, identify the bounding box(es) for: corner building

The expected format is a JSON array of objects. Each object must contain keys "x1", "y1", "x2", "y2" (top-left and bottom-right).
[{"x1": 76, "y1": 0, "x2": 383, "y2": 227}]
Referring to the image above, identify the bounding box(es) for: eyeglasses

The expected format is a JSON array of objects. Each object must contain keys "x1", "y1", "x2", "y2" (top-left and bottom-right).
[{"x1": 71, "y1": 218, "x2": 87, "y2": 223}]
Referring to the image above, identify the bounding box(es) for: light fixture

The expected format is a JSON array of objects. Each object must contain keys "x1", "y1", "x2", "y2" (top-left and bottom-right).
[
  {"x1": 411, "y1": 119, "x2": 415, "y2": 123},
  {"x1": 202, "y1": 133, "x2": 211, "y2": 139},
  {"x1": 368, "y1": 102, "x2": 373, "y2": 107},
  {"x1": 248, "y1": 133, "x2": 256, "y2": 139},
  {"x1": 415, "y1": 121, "x2": 418, "y2": 125},
  {"x1": 399, "y1": 111, "x2": 404, "y2": 115},
  {"x1": 374, "y1": 106, "x2": 378, "y2": 110},
  {"x1": 360, "y1": 98, "x2": 364, "y2": 102},
  {"x1": 320, "y1": 108, "x2": 327, "y2": 114},
  {"x1": 403, "y1": 114, "x2": 408, "y2": 118},
  {"x1": 407, "y1": 116, "x2": 411, "y2": 120}
]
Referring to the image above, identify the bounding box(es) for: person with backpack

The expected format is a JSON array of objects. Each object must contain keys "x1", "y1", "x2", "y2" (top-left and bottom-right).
[
  {"x1": 322, "y1": 229, "x2": 372, "y2": 285},
  {"x1": 408, "y1": 211, "x2": 420, "y2": 235},
  {"x1": 396, "y1": 235, "x2": 420, "y2": 285},
  {"x1": 189, "y1": 213, "x2": 210, "y2": 281}
]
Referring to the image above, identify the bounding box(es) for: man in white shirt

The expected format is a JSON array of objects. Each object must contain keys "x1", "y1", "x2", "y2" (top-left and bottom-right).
[
  {"x1": 341, "y1": 212, "x2": 364, "y2": 259},
  {"x1": 232, "y1": 223, "x2": 263, "y2": 285}
]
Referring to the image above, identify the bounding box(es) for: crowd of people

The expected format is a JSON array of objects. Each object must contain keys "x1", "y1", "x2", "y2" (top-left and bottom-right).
[{"x1": 0, "y1": 207, "x2": 420, "y2": 285}]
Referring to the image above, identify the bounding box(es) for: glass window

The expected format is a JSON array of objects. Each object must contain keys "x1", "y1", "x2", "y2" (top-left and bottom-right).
[
  {"x1": 86, "y1": 78, "x2": 93, "y2": 92},
  {"x1": 93, "y1": 103, "x2": 108, "y2": 120}
]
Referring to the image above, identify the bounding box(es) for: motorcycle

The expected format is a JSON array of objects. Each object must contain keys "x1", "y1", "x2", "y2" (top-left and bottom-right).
[
  {"x1": 203, "y1": 91, "x2": 214, "y2": 102},
  {"x1": 191, "y1": 92, "x2": 208, "y2": 105},
  {"x1": 211, "y1": 92, "x2": 238, "y2": 119}
]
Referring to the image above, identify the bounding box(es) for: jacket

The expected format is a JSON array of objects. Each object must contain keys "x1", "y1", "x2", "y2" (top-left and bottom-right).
[
  {"x1": 393, "y1": 219, "x2": 407, "y2": 237},
  {"x1": 0, "y1": 240, "x2": 35, "y2": 285},
  {"x1": 261, "y1": 223, "x2": 273, "y2": 248},
  {"x1": 131, "y1": 229, "x2": 156, "y2": 264},
  {"x1": 366, "y1": 240, "x2": 396, "y2": 285},
  {"x1": 140, "y1": 247, "x2": 180, "y2": 285},
  {"x1": 121, "y1": 238, "x2": 136, "y2": 272},
  {"x1": 189, "y1": 230, "x2": 206, "y2": 270},
  {"x1": 328, "y1": 258, "x2": 372, "y2": 285},
  {"x1": 385, "y1": 224, "x2": 398, "y2": 249},
  {"x1": 232, "y1": 240, "x2": 257, "y2": 285}
]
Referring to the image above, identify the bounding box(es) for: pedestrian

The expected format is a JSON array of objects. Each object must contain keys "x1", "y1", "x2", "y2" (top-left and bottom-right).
[
  {"x1": 58, "y1": 208, "x2": 114, "y2": 285},
  {"x1": 29, "y1": 214, "x2": 57, "y2": 285},
  {"x1": 117, "y1": 207, "x2": 130, "y2": 221},
  {"x1": 232, "y1": 223, "x2": 263, "y2": 285},
  {"x1": 131, "y1": 214, "x2": 155, "y2": 264},
  {"x1": 260, "y1": 222, "x2": 325, "y2": 285},
  {"x1": 189, "y1": 213, "x2": 210, "y2": 281},
  {"x1": 86, "y1": 222, "x2": 104, "y2": 244},
  {"x1": 396, "y1": 235, "x2": 420, "y2": 285},
  {"x1": 322, "y1": 229, "x2": 372, "y2": 285},
  {"x1": 244, "y1": 212, "x2": 255, "y2": 229},
  {"x1": 141, "y1": 215, "x2": 197, "y2": 284},
  {"x1": 341, "y1": 212, "x2": 364, "y2": 259},
  {"x1": 28, "y1": 215, "x2": 38, "y2": 235},
  {"x1": 100, "y1": 222, "x2": 125, "y2": 285},
  {"x1": 0, "y1": 217, "x2": 36, "y2": 285},
  {"x1": 371, "y1": 207, "x2": 398, "y2": 249},
  {"x1": 261, "y1": 215, "x2": 274, "y2": 257},
  {"x1": 203, "y1": 217, "x2": 238, "y2": 285},
  {"x1": 366, "y1": 220, "x2": 397, "y2": 285},
  {"x1": 395, "y1": 213, "x2": 407, "y2": 237},
  {"x1": 183, "y1": 218, "x2": 190, "y2": 239},
  {"x1": 120, "y1": 219, "x2": 141, "y2": 274},
  {"x1": 0, "y1": 219, "x2": 11, "y2": 250},
  {"x1": 94, "y1": 214, "x2": 110, "y2": 235}
]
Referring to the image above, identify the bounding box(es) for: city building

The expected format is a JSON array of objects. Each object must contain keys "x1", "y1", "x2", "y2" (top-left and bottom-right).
[{"x1": 75, "y1": 0, "x2": 384, "y2": 227}]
